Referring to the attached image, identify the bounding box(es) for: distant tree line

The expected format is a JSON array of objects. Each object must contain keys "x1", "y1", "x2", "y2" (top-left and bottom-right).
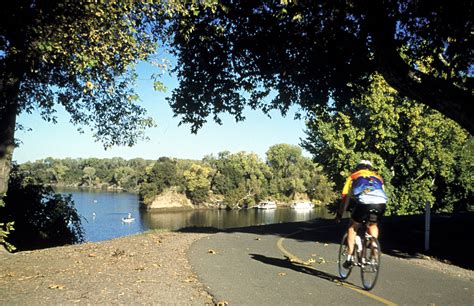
[
  {"x1": 16, "y1": 144, "x2": 337, "y2": 208},
  {"x1": 18, "y1": 157, "x2": 155, "y2": 192}
]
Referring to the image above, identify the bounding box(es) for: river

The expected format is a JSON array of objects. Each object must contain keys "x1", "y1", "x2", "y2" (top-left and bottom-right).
[{"x1": 61, "y1": 189, "x2": 333, "y2": 242}]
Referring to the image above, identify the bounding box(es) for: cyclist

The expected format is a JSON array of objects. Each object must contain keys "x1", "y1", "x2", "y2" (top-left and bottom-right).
[{"x1": 336, "y1": 160, "x2": 388, "y2": 268}]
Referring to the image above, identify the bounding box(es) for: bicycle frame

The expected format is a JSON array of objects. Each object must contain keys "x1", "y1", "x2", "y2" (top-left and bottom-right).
[{"x1": 338, "y1": 211, "x2": 382, "y2": 290}]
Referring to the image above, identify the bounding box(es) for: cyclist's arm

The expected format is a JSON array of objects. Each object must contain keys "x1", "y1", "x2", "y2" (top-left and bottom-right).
[{"x1": 337, "y1": 176, "x2": 353, "y2": 219}]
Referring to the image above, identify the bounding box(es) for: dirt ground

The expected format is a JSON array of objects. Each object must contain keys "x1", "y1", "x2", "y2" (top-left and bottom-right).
[{"x1": 0, "y1": 231, "x2": 214, "y2": 305}]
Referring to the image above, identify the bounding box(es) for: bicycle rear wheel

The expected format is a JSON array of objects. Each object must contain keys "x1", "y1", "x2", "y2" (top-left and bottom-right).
[
  {"x1": 360, "y1": 237, "x2": 381, "y2": 290},
  {"x1": 338, "y1": 233, "x2": 352, "y2": 279}
]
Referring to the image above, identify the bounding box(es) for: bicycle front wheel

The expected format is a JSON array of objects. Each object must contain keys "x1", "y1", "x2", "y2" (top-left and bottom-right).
[
  {"x1": 360, "y1": 237, "x2": 381, "y2": 290},
  {"x1": 338, "y1": 233, "x2": 352, "y2": 279}
]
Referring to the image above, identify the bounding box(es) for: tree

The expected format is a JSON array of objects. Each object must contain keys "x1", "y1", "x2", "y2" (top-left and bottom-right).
[
  {"x1": 305, "y1": 166, "x2": 337, "y2": 205},
  {"x1": 167, "y1": 1, "x2": 472, "y2": 134},
  {"x1": 266, "y1": 144, "x2": 335, "y2": 203},
  {"x1": 0, "y1": 0, "x2": 225, "y2": 203},
  {"x1": 82, "y1": 167, "x2": 96, "y2": 187},
  {"x1": 267, "y1": 144, "x2": 305, "y2": 198},
  {"x1": 302, "y1": 75, "x2": 472, "y2": 215},
  {"x1": 149, "y1": 157, "x2": 178, "y2": 190},
  {"x1": 110, "y1": 166, "x2": 137, "y2": 190},
  {"x1": 139, "y1": 157, "x2": 179, "y2": 204},
  {"x1": 0, "y1": 2, "x2": 170, "y2": 202},
  {"x1": 0, "y1": 1, "x2": 150, "y2": 201},
  {"x1": 183, "y1": 163, "x2": 212, "y2": 205},
  {"x1": 205, "y1": 151, "x2": 271, "y2": 207}
]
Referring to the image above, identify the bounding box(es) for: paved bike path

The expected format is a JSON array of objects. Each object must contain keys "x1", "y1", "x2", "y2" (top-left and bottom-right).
[{"x1": 188, "y1": 220, "x2": 473, "y2": 305}]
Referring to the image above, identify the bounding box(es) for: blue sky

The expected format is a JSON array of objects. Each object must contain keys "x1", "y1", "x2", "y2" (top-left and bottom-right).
[{"x1": 13, "y1": 63, "x2": 310, "y2": 163}]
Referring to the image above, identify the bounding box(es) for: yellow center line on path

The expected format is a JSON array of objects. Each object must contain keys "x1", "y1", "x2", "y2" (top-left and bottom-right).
[{"x1": 276, "y1": 227, "x2": 397, "y2": 306}]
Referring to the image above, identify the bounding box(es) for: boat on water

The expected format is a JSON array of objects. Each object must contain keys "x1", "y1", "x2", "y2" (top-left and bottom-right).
[
  {"x1": 290, "y1": 201, "x2": 314, "y2": 210},
  {"x1": 256, "y1": 201, "x2": 277, "y2": 209},
  {"x1": 121, "y1": 213, "x2": 135, "y2": 223}
]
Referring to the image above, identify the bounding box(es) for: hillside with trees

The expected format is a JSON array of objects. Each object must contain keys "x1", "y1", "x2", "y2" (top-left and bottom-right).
[{"x1": 16, "y1": 144, "x2": 337, "y2": 209}]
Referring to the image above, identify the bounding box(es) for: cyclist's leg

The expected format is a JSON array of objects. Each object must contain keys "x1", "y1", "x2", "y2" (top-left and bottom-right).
[
  {"x1": 367, "y1": 223, "x2": 379, "y2": 239},
  {"x1": 367, "y1": 204, "x2": 386, "y2": 239},
  {"x1": 346, "y1": 201, "x2": 364, "y2": 263},
  {"x1": 342, "y1": 221, "x2": 359, "y2": 268},
  {"x1": 347, "y1": 220, "x2": 359, "y2": 256}
]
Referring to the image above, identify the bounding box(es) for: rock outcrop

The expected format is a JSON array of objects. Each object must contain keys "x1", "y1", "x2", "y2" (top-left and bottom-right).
[{"x1": 142, "y1": 188, "x2": 194, "y2": 210}]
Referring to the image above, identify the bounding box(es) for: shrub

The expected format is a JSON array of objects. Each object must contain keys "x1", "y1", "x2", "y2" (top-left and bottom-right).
[{"x1": 0, "y1": 165, "x2": 84, "y2": 251}]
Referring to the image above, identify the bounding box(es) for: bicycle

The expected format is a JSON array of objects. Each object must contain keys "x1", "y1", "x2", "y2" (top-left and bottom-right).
[{"x1": 337, "y1": 209, "x2": 382, "y2": 290}]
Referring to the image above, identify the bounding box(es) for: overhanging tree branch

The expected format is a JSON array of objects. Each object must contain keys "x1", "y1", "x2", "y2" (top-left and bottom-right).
[{"x1": 366, "y1": 2, "x2": 473, "y2": 135}]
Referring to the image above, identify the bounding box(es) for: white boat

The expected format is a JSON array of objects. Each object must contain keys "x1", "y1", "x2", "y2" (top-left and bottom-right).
[
  {"x1": 122, "y1": 213, "x2": 135, "y2": 223},
  {"x1": 290, "y1": 201, "x2": 314, "y2": 210},
  {"x1": 256, "y1": 201, "x2": 277, "y2": 209}
]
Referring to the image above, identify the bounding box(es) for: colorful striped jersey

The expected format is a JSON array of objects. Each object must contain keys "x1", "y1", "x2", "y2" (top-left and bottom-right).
[{"x1": 342, "y1": 169, "x2": 388, "y2": 205}]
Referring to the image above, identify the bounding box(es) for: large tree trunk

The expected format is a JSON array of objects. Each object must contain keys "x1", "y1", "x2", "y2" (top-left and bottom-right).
[
  {"x1": 365, "y1": 2, "x2": 473, "y2": 135},
  {"x1": 0, "y1": 70, "x2": 21, "y2": 204}
]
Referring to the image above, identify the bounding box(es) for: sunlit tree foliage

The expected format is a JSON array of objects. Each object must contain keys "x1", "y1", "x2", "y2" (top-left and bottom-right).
[{"x1": 302, "y1": 75, "x2": 472, "y2": 215}]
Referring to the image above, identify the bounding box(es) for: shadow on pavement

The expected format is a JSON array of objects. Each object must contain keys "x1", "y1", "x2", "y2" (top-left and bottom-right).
[
  {"x1": 179, "y1": 211, "x2": 474, "y2": 270},
  {"x1": 249, "y1": 253, "x2": 344, "y2": 284}
]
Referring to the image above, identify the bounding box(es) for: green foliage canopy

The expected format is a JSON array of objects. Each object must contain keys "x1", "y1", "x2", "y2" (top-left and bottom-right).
[
  {"x1": 0, "y1": 1, "x2": 225, "y2": 201},
  {"x1": 167, "y1": 1, "x2": 472, "y2": 134},
  {"x1": 266, "y1": 144, "x2": 335, "y2": 203},
  {"x1": 1, "y1": 2, "x2": 166, "y2": 147},
  {"x1": 17, "y1": 146, "x2": 337, "y2": 208},
  {"x1": 302, "y1": 75, "x2": 472, "y2": 215},
  {"x1": 204, "y1": 151, "x2": 273, "y2": 207},
  {"x1": 183, "y1": 163, "x2": 212, "y2": 204}
]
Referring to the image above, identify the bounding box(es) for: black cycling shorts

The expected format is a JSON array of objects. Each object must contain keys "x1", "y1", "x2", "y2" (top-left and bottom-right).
[{"x1": 351, "y1": 202, "x2": 386, "y2": 224}]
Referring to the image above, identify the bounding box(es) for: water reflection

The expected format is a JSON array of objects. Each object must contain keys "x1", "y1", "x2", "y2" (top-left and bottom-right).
[{"x1": 142, "y1": 206, "x2": 332, "y2": 231}]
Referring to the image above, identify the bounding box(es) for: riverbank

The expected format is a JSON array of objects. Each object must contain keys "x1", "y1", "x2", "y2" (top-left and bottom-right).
[{"x1": 0, "y1": 231, "x2": 214, "y2": 305}]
